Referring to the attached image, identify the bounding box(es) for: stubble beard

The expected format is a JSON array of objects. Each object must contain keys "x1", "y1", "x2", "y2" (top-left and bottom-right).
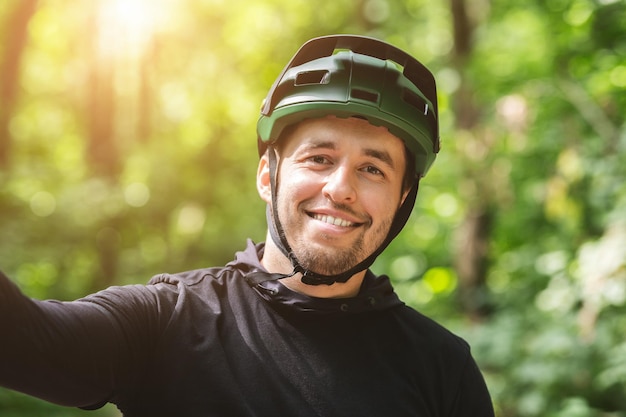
[
  {"x1": 294, "y1": 233, "x2": 367, "y2": 276},
  {"x1": 278, "y1": 199, "x2": 393, "y2": 277}
]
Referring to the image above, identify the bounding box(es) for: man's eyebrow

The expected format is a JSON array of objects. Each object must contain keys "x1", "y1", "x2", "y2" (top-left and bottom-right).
[
  {"x1": 363, "y1": 148, "x2": 396, "y2": 169},
  {"x1": 300, "y1": 140, "x2": 397, "y2": 170},
  {"x1": 301, "y1": 140, "x2": 337, "y2": 151}
]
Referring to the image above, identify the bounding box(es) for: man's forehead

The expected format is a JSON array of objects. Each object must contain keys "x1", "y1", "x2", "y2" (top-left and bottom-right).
[
  {"x1": 292, "y1": 116, "x2": 404, "y2": 144},
  {"x1": 285, "y1": 116, "x2": 402, "y2": 145}
]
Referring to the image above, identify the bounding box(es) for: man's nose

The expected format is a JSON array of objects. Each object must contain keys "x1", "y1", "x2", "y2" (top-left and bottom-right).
[{"x1": 322, "y1": 166, "x2": 357, "y2": 203}]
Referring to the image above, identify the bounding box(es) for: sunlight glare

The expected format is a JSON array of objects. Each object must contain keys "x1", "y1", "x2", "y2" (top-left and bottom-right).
[{"x1": 96, "y1": 0, "x2": 168, "y2": 58}]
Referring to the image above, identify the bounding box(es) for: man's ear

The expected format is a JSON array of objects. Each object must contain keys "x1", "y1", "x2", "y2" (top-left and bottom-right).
[
  {"x1": 400, "y1": 188, "x2": 410, "y2": 207},
  {"x1": 399, "y1": 179, "x2": 419, "y2": 208},
  {"x1": 256, "y1": 152, "x2": 272, "y2": 204}
]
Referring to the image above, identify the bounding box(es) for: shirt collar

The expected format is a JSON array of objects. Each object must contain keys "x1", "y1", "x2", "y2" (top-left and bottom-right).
[{"x1": 229, "y1": 239, "x2": 404, "y2": 316}]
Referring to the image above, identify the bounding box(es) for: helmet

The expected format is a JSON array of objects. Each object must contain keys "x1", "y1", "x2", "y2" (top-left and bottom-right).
[{"x1": 257, "y1": 34, "x2": 439, "y2": 177}]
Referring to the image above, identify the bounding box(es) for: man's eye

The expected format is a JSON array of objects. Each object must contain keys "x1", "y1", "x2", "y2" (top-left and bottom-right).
[
  {"x1": 309, "y1": 156, "x2": 329, "y2": 164},
  {"x1": 364, "y1": 166, "x2": 384, "y2": 176}
]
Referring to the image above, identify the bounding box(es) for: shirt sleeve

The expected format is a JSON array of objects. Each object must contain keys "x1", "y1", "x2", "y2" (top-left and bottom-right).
[
  {"x1": 0, "y1": 269, "x2": 176, "y2": 409},
  {"x1": 448, "y1": 351, "x2": 495, "y2": 417}
]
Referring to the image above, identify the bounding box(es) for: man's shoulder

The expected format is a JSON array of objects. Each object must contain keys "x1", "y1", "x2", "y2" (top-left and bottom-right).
[
  {"x1": 147, "y1": 264, "x2": 240, "y2": 288},
  {"x1": 391, "y1": 304, "x2": 471, "y2": 353},
  {"x1": 146, "y1": 240, "x2": 262, "y2": 289}
]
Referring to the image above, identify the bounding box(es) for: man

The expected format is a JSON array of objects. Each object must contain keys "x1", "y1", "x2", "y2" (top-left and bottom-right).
[{"x1": 0, "y1": 35, "x2": 494, "y2": 416}]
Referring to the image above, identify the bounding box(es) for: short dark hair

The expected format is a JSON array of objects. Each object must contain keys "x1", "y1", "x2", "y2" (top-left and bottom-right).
[{"x1": 401, "y1": 146, "x2": 418, "y2": 193}]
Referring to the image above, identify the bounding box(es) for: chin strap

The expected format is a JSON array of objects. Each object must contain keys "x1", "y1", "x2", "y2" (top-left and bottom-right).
[{"x1": 266, "y1": 146, "x2": 419, "y2": 286}]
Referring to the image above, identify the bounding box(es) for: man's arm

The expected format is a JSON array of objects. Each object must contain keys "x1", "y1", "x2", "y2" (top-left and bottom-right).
[
  {"x1": 450, "y1": 353, "x2": 495, "y2": 417},
  {"x1": 0, "y1": 270, "x2": 169, "y2": 408}
]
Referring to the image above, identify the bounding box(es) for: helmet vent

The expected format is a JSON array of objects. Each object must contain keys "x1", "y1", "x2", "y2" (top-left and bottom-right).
[
  {"x1": 402, "y1": 88, "x2": 429, "y2": 115},
  {"x1": 295, "y1": 70, "x2": 330, "y2": 85},
  {"x1": 351, "y1": 88, "x2": 379, "y2": 104}
]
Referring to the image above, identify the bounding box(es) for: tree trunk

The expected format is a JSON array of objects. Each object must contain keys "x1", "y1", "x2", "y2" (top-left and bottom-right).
[
  {"x1": 449, "y1": 0, "x2": 493, "y2": 319},
  {"x1": 0, "y1": 0, "x2": 39, "y2": 169},
  {"x1": 85, "y1": 8, "x2": 120, "y2": 178},
  {"x1": 86, "y1": 58, "x2": 119, "y2": 177}
]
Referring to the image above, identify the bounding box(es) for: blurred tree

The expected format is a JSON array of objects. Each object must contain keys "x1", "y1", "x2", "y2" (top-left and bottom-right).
[
  {"x1": 448, "y1": 0, "x2": 495, "y2": 318},
  {"x1": 0, "y1": 0, "x2": 38, "y2": 169}
]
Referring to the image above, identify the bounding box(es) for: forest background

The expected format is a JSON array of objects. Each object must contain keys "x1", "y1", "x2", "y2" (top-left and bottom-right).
[{"x1": 1, "y1": 0, "x2": 625, "y2": 416}]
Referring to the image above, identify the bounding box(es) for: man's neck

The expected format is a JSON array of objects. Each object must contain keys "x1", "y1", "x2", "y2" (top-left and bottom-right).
[{"x1": 260, "y1": 233, "x2": 366, "y2": 299}]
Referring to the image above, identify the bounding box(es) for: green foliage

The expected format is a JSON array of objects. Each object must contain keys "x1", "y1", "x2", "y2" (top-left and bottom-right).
[
  {"x1": 1, "y1": 0, "x2": 625, "y2": 416},
  {"x1": 0, "y1": 390, "x2": 118, "y2": 417}
]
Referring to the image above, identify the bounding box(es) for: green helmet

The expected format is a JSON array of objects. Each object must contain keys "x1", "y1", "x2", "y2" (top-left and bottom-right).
[{"x1": 257, "y1": 34, "x2": 440, "y2": 177}]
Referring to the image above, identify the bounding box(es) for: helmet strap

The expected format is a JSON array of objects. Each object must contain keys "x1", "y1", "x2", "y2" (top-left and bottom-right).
[{"x1": 265, "y1": 145, "x2": 419, "y2": 286}]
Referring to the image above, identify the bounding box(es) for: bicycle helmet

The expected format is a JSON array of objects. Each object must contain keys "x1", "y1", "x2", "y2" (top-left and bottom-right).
[
  {"x1": 256, "y1": 35, "x2": 440, "y2": 285},
  {"x1": 258, "y1": 34, "x2": 439, "y2": 177}
]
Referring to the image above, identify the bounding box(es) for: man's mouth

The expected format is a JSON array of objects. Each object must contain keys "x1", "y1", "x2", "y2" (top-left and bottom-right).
[{"x1": 310, "y1": 213, "x2": 358, "y2": 228}]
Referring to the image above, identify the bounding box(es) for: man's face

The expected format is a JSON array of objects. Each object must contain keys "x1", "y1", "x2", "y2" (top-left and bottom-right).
[{"x1": 260, "y1": 115, "x2": 408, "y2": 276}]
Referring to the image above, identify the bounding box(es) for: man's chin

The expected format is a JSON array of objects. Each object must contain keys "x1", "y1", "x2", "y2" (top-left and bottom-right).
[{"x1": 297, "y1": 250, "x2": 361, "y2": 277}]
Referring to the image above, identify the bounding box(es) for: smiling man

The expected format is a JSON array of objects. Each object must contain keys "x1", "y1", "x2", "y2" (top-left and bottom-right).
[
  {"x1": 0, "y1": 35, "x2": 495, "y2": 416},
  {"x1": 259, "y1": 115, "x2": 411, "y2": 298}
]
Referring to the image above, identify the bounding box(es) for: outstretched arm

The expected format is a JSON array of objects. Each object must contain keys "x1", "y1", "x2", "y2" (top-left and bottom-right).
[{"x1": 0, "y1": 270, "x2": 170, "y2": 409}]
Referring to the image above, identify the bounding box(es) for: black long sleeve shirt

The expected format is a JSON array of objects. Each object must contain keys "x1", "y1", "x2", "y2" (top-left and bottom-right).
[{"x1": 0, "y1": 240, "x2": 494, "y2": 417}]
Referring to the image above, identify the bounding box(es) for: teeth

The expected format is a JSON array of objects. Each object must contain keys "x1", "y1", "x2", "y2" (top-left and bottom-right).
[{"x1": 313, "y1": 214, "x2": 354, "y2": 227}]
